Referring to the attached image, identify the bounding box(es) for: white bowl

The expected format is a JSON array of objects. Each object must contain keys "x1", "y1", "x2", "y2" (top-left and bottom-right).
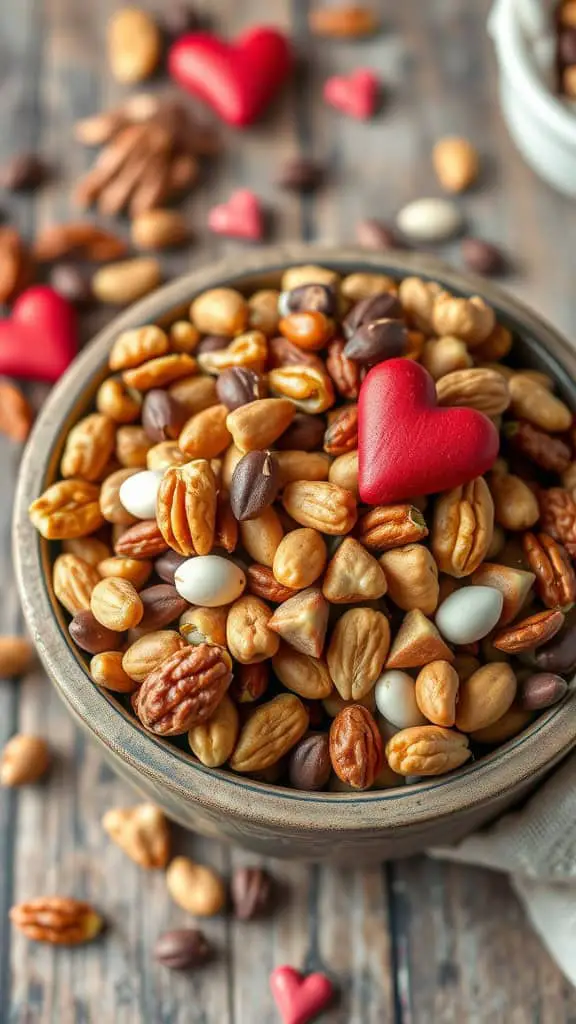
[{"x1": 490, "y1": 0, "x2": 576, "y2": 196}]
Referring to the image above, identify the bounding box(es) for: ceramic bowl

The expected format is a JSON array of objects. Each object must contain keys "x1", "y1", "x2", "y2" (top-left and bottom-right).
[{"x1": 13, "y1": 245, "x2": 576, "y2": 864}]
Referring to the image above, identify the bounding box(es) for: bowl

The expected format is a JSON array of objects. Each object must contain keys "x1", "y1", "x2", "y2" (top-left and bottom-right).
[
  {"x1": 14, "y1": 244, "x2": 576, "y2": 864},
  {"x1": 489, "y1": 0, "x2": 576, "y2": 197}
]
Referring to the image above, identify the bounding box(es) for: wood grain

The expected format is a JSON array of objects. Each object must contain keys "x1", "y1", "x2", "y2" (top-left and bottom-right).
[{"x1": 2, "y1": 0, "x2": 576, "y2": 1020}]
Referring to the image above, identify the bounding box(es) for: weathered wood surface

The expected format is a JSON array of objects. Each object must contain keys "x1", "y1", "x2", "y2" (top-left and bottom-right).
[{"x1": 1, "y1": 0, "x2": 576, "y2": 1021}]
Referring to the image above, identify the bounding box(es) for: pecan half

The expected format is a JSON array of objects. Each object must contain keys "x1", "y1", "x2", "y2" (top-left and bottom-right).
[
  {"x1": 329, "y1": 705, "x2": 383, "y2": 790},
  {"x1": 246, "y1": 564, "x2": 295, "y2": 603},
  {"x1": 505, "y1": 421, "x2": 571, "y2": 474},
  {"x1": 539, "y1": 488, "x2": 576, "y2": 557},
  {"x1": 358, "y1": 504, "x2": 428, "y2": 551},
  {"x1": 522, "y1": 532, "x2": 576, "y2": 610},
  {"x1": 325, "y1": 338, "x2": 361, "y2": 399},
  {"x1": 323, "y1": 404, "x2": 358, "y2": 455},
  {"x1": 114, "y1": 519, "x2": 169, "y2": 559},
  {"x1": 9, "y1": 898, "x2": 103, "y2": 944},
  {"x1": 431, "y1": 477, "x2": 494, "y2": 578},
  {"x1": 493, "y1": 609, "x2": 565, "y2": 653},
  {"x1": 134, "y1": 644, "x2": 232, "y2": 736},
  {"x1": 157, "y1": 459, "x2": 217, "y2": 556}
]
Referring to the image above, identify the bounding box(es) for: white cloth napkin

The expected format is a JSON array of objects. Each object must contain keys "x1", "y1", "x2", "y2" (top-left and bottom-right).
[{"x1": 431, "y1": 752, "x2": 576, "y2": 986}]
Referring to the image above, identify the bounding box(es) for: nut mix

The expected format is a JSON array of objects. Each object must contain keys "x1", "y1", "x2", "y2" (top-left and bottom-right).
[{"x1": 29, "y1": 265, "x2": 575, "y2": 791}]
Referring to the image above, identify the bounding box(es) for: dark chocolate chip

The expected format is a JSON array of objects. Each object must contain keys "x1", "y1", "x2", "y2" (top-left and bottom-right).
[
  {"x1": 68, "y1": 611, "x2": 123, "y2": 654},
  {"x1": 48, "y1": 263, "x2": 93, "y2": 306},
  {"x1": 289, "y1": 733, "x2": 331, "y2": 791},
  {"x1": 154, "y1": 549, "x2": 188, "y2": 585},
  {"x1": 461, "y1": 238, "x2": 506, "y2": 276},
  {"x1": 230, "y1": 450, "x2": 280, "y2": 521},
  {"x1": 344, "y1": 317, "x2": 408, "y2": 364},
  {"x1": 154, "y1": 928, "x2": 212, "y2": 970},
  {"x1": 216, "y1": 367, "x2": 266, "y2": 411},
  {"x1": 276, "y1": 157, "x2": 325, "y2": 192},
  {"x1": 196, "y1": 334, "x2": 229, "y2": 356},
  {"x1": 355, "y1": 218, "x2": 405, "y2": 251},
  {"x1": 343, "y1": 292, "x2": 403, "y2": 336},
  {"x1": 141, "y1": 389, "x2": 186, "y2": 442},
  {"x1": 230, "y1": 867, "x2": 273, "y2": 920},
  {"x1": 276, "y1": 412, "x2": 326, "y2": 451},
  {"x1": 285, "y1": 283, "x2": 336, "y2": 317},
  {"x1": 0, "y1": 153, "x2": 50, "y2": 191}
]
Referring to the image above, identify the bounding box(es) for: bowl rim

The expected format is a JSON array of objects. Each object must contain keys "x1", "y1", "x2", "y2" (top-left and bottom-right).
[{"x1": 14, "y1": 243, "x2": 576, "y2": 834}]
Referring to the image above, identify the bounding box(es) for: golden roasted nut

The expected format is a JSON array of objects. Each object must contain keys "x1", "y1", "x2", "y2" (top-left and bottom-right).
[
  {"x1": 239, "y1": 506, "x2": 284, "y2": 567},
  {"x1": 421, "y1": 336, "x2": 473, "y2": 379},
  {"x1": 398, "y1": 277, "x2": 444, "y2": 334},
  {"x1": 470, "y1": 705, "x2": 534, "y2": 744},
  {"x1": 247, "y1": 288, "x2": 281, "y2": 336},
  {"x1": 190, "y1": 287, "x2": 248, "y2": 337},
  {"x1": 275, "y1": 450, "x2": 331, "y2": 485},
  {"x1": 197, "y1": 330, "x2": 267, "y2": 375},
  {"x1": 29, "y1": 480, "x2": 104, "y2": 539},
  {"x1": 379, "y1": 544, "x2": 438, "y2": 613},
  {"x1": 1, "y1": 734, "x2": 50, "y2": 786},
  {"x1": 490, "y1": 471, "x2": 539, "y2": 531},
  {"x1": 90, "y1": 651, "x2": 137, "y2": 693},
  {"x1": 167, "y1": 856, "x2": 226, "y2": 916},
  {"x1": 156, "y1": 459, "x2": 217, "y2": 556},
  {"x1": 226, "y1": 595, "x2": 279, "y2": 664},
  {"x1": 386, "y1": 726, "x2": 471, "y2": 776},
  {"x1": 96, "y1": 376, "x2": 142, "y2": 423},
  {"x1": 431, "y1": 478, "x2": 494, "y2": 578},
  {"x1": 116, "y1": 425, "x2": 152, "y2": 468},
  {"x1": 178, "y1": 405, "x2": 231, "y2": 459},
  {"x1": 146, "y1": 441, "x2": 189, "y2": 471},
  {"x1": 432, "y1": 136, "x2": 479, "y2": 192},
  {"x1": 268, "y1": 364, "x2": 335, "y2": 414},
  {"x1": 60, "y1": 413, "x2": 116, "y2": 482},
  {"x1": 508, "y1": 374, "x2": 572, "y2": 433},
  {"x1": 435, "y1": 367, "x2": 510, "y2": 416},
  {"x1": 272, "y1": 528, "x2": 327, "y2": 589},
  {"x1": 281, "y1": 264, "x2": 340, "y2": 292},
  {"x1": 328, "y1": 450, "x2": 359, "y2": 497},
  {"x1": 432, "y1": 294, "x2": 495, "y2": 348},
  {"x1": 99, "y1": 467, "x2": 138, "y2": 525},
  {"x1": 97, "y1": 555, "x2": 152, "y2": 590},
  {"x1": 326, "y1": 608, "x2": 390, "y2": 701},
  {"x1": 522, "y1": 532, "x2": 576, "y2": 610},
  {"x1": 473, "y1": 323, "x2": 513, "y2": 361},
  {"x1": 169, "y1": 320, "x2": 200, "y2": 353},
  {"x1": 329, "y1": 705, "x2": 383, "y2": 790},
  {"x1": 102, "y1": 804, "x2": 170, "y2": 868},
  {"x1": 0, "y1": 637, "x2": 34, "y2": 677},
  {"x1": 230, "y1": 693, "x2": 309, "y2": 772},
  {"x1": 323, "y1": 537, "x2": 387, "y2": 603},
  {"x1": 272, "y1": 644, "x2": 333, "y2": 699},
  {"x1": 415, "y1": 661, "x2": 460, "y2": 727},
  {"x1": 179, "y1": 606, "x2": 228, "y2": 647},
  {"x1": 188, "y1": 695, "x2": 239, "y2": 767},
  {"x1": 169, "y1": 374, "x2": 218, "y2": 417},
  {"x1": 358, "y1": 504, "x2": 427, "y2": 551},
  {"x1": 109, "y1": 325, "x2": 169, "y2": 371},
  {"x1": 122, "y1": 630, "x2": 188, "y2": 683},
  {"x1": 53, "y1": 553, "x2": 101, "y2": 615},
  {"x1": 91, "y1": 577, "x2": 144, "y2": 631},
  {"x1": 226, "y1": 398, "x2": 295, "y2": 452},
  {"x1": 63, "y1": 536, "x2": 111, "y2": 566},
  {"x1": 123, "y1": 353, "x2": 196, "y2": 391},
  {"x1": 282, "y1": 481, "x2": 357, "y2": 535},
  {"x1": 455, "y1": 662, "x2": 517, "y2": 732},
  {"x1": 9, "y1": 898, "x2": 103, "y2": 945}
]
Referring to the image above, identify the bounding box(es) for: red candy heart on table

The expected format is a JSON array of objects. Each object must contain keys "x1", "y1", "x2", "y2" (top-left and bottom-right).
[
  {"x1": 169, "y1": 27, "x2": 293, "y2": 127},
  {"x1": 358, "y1": 358, "x2": 499, "y2": 505},
  {"x1": 270, "y1": 966, "x2": 334, "y2": 1024},
  {"x1": 323, "y1": 69, "x2": 380, "y2": 119},
  {"x1": 0, "y1": 285, "x2": 77, "y2": 382},
  {"x1": 208, "y1": 189, "x2": 264, "y2": 240}
]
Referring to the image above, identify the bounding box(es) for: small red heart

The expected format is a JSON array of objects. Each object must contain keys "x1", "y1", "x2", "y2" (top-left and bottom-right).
[
  {"x1": 270, "y1": 966, "x2": 334, "y2": 1024},
  {"x1": 0, "y1": 285, "x2": 77, "y2": 383},
  {"x1": 169, "y1": 27, "x2": 293, "y2": 127},
  {"x1": 358, "y1": 358, "x2": 499, "y2": 505},
  {"x1": 323, "y1": 69, "x2": 380, "y2": 119},
  {"x1": 208, "y1": 189, "x2": 264, "y2": 240}
]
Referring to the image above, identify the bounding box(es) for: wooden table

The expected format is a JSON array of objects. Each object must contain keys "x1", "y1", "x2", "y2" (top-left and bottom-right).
[{"x1": 1, "y1": 1, "x2": 576, "y2": 1021}]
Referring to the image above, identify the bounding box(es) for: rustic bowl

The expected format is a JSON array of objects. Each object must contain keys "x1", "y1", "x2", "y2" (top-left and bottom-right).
[{"x1": 13, "y1": 244, "x2": 576, "y2": 864}]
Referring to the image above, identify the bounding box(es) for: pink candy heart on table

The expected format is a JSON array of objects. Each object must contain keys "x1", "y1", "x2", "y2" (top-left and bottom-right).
[
  {"x1": 0, "y1": 285, "x2": 77, "y2": 382},
  {"x1": 169, "y1": 26, "x2": 294, "y2": 127},
  {"x1": 208, "y1": 189, "x2": 264, "y2": 241},
  {"x1": 323, "y1": 69, "x2": 380, "y2": 119},
  {"x1": 270, "y1": 966, "x2": 334, "y2": 1024}
]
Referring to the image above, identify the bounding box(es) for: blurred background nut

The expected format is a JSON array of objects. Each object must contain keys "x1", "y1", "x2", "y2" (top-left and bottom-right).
[
  {"x1": 166, "y1": 857, "x2": 226, "y2": 917},
  {"x1": 0, "y1": 636, "x2": 34, "y2": 677},
  {"x1": 432, "y1": 136, "x2": 479, "y2": 193},
  {"x1": 154, "y1": 928, "x2": 213, "y2": 970},
  {"x1": 107, "y1": 7, "x2": 161, "y2": 83},
  {"x1": 1, "y1": 734, "x2": 50, "y2": 786},
  {"x1": 131, "y1": 208, "x2": 189, "y2": 250},
  {"x1": 231, "y1": 867, "x2": 273, "y2": 920},
  {"x1": 102, "y1": 803, "x2": 170, "y2": 868},
  {"x1": 92, "y1": 258, "x2": 162, "y2": 305}
]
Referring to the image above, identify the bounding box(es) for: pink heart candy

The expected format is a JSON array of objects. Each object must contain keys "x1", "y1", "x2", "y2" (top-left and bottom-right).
[
  {"x1": 323, "y1": 69, "x2": 380, "y2": 119},
  {"x1": 0, "y1": 285, "x2": 77, "y2": 382},
  {"x1": 208, "y1": 189, "x2": 264, "y2": 240},
  {"x1": 270, "y1": 966, "x2": 334, "y2": 1024}
]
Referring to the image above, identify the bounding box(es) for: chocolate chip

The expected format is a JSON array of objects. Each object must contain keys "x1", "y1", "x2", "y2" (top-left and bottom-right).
[
  {"x1": 230, "y1": 450, "x2": 280, "y2": 521},
  {"x1": 154, "y1": 549, "x2": 188, "y2": 585},
  {"x1": 517, "y1": 672, "x2": 568, "y2": 711},
  {"x1": 0, "y1": 153, "x2": 50, "y2": 191},
  {"x1": 154, "y1": 928, "x2": 212, "y2": 970},
  {"x1": 276, "y1": 412, "x2": 326, "y2": 451},
  {"x1": 289, "y1": 733, "x2": 331, "y2": 790},
  {"x1": 141, "y1": 389, "x2": 186, "y2": 442},
  {"x1": 276, "y1": 157, "x2": 325, "y2": 192},
  {"x1": 69, "y1": 611, "x2": 123, "y2": 654},
  {"x1": 230, "y1": 867, "x2": 273, "y2": 920},
  {"x1": 343, "y1": 292, "x2": 403, "y2": 336},
  {"x1": 138, "y1": 584, "x2": 189, "y2": 630},
  {"x1": 461, "y1": 238, "x2": 506, "y2": 276},
  {"x1": 535, "y1": 624, "x2": 576, "y2": 674},
  {"x1": 285, "y1": 283, "x2": 336, "y2": 317},
  {"x1": 355, "y1": 218, "x2": 405, "y2": 251},
  {"x1": 48, "y1": 263, "x2": 93, "y2": 305},
  {"x1": 559, "y1": 28, "x2": 576, "y2": 66},
  {"x1": 344, "y1": 318, "x2": 408, "y2": 364},
  {"x1": 196, "y1": 334, "x2": 229, "y2": 356},
  {"x1": 216, "y1": 367, "x2": 266, "y2": 411}
]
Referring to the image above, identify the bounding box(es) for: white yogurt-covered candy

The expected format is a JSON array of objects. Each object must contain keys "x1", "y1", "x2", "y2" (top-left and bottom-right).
[
  {"x1": 119, "y1": 469, "x2": 164, "y2": 519},
  {"x1": 396, "y1": 197, "x2": 463, "y2": 243},
  {"x1": 435, "y1": 586, "x2": 503, "y2": 645},
  {"x1": 375, "y1": 670, "x2": 428, "y2": 729},
  {"x1": 175, "y1": 555, "x2": 246, "y2": 607}
]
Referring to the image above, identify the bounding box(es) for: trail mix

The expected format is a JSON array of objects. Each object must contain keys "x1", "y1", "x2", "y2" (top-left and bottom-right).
[{"x1": 28, "y1": 263, "x2": 576, "y2": 790}]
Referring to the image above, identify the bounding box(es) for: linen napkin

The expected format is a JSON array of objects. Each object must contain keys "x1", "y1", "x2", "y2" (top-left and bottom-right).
[{"x1": 432, "y1": 751, "x2": 576, "y2": 986}]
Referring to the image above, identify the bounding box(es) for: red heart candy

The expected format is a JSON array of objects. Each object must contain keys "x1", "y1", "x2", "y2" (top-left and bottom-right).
[
  {"x1": 0, "y1": 285, "x2": 77, "y2": 383},
  {"x1": 358, "y1": 358, "x2": 499, "y2": 505},
  {"x1": 323, "y1": 69, "x2": 380, "y2": 119},
  {"x1": 270, "y1": 966, "x2": 334, "y2": 1024},
  {"x1": 169, "y1": 27, "x2": 293, "y2": 127},
  {"x1": 208, "y1": 189, "x2": 264, "y2": 240}
]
